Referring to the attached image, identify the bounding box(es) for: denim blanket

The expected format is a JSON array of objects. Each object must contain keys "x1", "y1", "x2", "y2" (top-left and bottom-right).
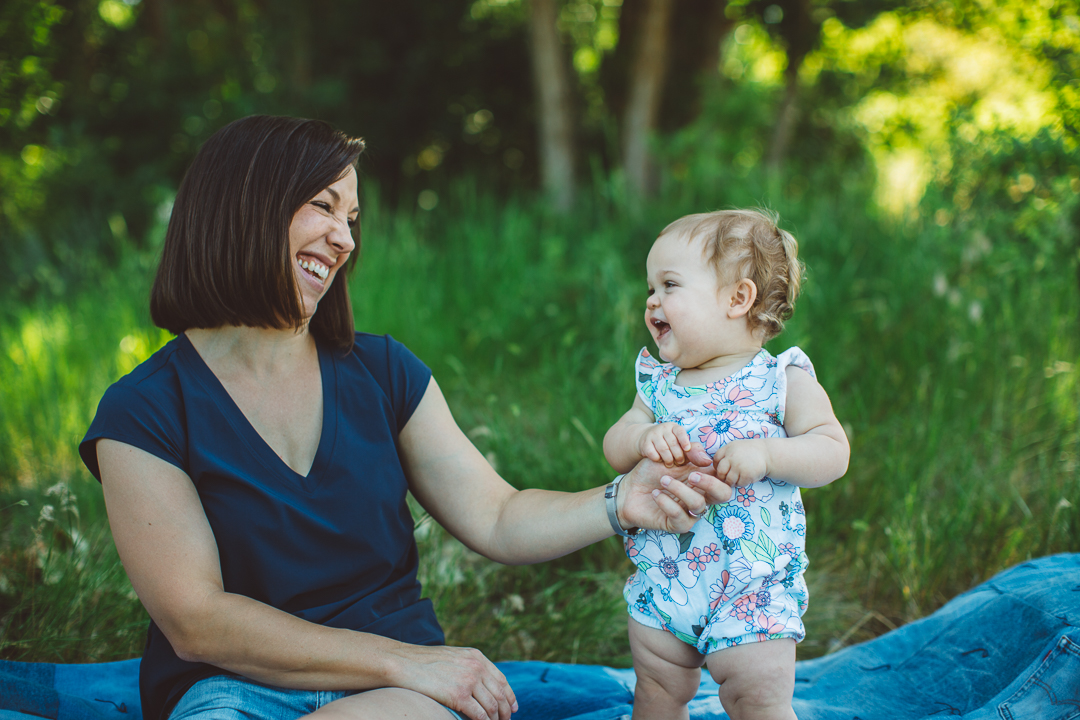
[{"x1": 2, "y1": 553, "x2": 1077, "y2": 720}]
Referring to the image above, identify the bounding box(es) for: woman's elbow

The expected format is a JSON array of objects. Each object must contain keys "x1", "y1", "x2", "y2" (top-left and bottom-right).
[{"x1": 154, "y1": 601, "x2": 225, "y2": 664}]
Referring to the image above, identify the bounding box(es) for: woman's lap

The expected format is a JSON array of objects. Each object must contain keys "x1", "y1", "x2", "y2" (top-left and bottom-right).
[{"x1": 169, "y1": 675, "x2": 465, "y2": 720}]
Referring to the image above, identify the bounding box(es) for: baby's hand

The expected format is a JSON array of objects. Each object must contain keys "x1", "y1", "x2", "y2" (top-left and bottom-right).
[
  {"x1": 713, "y1": 439, "x2": 769, "y2": 487},
  {"x1": 638, "y1": 423, "x2": 692, "y2": 467}
]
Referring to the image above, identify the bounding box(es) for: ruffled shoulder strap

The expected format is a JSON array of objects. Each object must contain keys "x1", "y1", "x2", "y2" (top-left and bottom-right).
[
  {"x1": 773, "y1": 347, "x2": 816, "y2": 426},
  {"x1": 634, "y1": 347, "x2": 666, "y2": 417}
]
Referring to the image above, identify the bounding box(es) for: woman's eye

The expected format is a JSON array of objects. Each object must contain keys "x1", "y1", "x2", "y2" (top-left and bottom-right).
[
  {"x1": 312, "y1": 201, "x2": 331, "y2": 211},
  {"x1": 347, "y1": 217, "x2": 358, "y2": 228}
]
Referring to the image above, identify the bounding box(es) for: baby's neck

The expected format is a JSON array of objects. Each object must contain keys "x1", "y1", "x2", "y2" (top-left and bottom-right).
[{"x1": 674, "y1": 346, "x2": 763, "y2": 387}]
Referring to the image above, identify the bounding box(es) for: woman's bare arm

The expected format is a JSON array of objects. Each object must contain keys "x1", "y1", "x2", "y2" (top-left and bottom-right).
[
  {"x1": 401, "y1": 378, "x2": 730, "y2": 565},
  {"x1": 97, "y1": 439, "x2": 517, "y2": 720}
]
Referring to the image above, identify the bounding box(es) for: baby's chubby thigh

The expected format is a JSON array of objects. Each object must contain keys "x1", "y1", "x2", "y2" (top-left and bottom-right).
[
  {"x1": 705, "y1": 639, "x2": 797, "y2": 720},
  {"x1": 628, "y1": 618, "x2": 705, "y2": 719}
]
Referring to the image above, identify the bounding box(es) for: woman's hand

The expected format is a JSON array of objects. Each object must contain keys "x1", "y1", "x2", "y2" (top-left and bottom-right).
[
  {"x1": 387, "y1": 644, "x2": 517, "y2": 720},
  {"x1": 617, "y1": 446, "x2": 732, "y2": 533}
]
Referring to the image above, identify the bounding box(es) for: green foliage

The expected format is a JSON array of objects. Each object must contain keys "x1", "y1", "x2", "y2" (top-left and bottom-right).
[
  {"x1": 1, "y1": 0, "x2": 1077, "y2": 671},
  {"x1": 4, "y1": 148, "x2": 1074, "y2": 662}
]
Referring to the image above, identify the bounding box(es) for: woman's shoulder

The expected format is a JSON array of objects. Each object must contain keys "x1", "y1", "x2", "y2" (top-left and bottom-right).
[
  {"x1": 99, "y1": 336, "x2": 188, "y2": 409},
  {"x1": 341, "y1": 333, "x2": 431, "y2": 421},
  {"x1": 81, "y1": 336, "x2": 190, "y2": 480},
  {"x1": 346, "y1": 332, "x2": 427, "y2": 371}
]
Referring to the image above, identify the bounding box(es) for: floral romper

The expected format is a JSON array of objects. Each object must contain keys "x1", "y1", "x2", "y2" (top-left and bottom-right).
[{"x1": 623, "y1": 347, "x2": 813, "y2": 654}]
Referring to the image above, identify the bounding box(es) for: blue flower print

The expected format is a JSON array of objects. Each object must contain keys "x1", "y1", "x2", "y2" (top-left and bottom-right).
[
  {"x1": 635, "y1": 587, "x2": 655, "y2": 614},
  {"x1": 713, "y1": 505, "x2": 755, "y2": 553}
]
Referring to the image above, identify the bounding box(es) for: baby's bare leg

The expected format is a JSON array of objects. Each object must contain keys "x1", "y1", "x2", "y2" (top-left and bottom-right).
[
  {"x1": 628, "y1": 618, "x2": 705, "y2": 720},
  {"x1": 705, "y1": 638, "x2": 797, "y2": 720}
]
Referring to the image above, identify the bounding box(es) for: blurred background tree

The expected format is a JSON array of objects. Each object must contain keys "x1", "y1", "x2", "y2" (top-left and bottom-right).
[{"x1": 3, "y1": 0, "x2": 1077, "y2": 297}]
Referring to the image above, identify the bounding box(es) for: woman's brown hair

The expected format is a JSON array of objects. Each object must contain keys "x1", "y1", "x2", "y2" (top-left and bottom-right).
[{"x1": 151, "y1": 115, "x2": 365, "y2": 351}]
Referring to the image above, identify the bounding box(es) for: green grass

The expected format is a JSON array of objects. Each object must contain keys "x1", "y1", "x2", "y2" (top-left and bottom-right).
[{"x1": 1, "y1": 165, "x2": 1077, "y2": 666}]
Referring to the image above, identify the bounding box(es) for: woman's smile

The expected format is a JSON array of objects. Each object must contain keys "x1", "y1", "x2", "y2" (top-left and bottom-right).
[{"x1": 288, "y1": 166, "x2": 359, "y2": 315}]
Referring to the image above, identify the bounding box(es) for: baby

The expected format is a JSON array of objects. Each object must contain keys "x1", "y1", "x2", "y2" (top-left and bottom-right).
[{"x1": 603, "y1": 209, "x2": 849, "y2": 720}]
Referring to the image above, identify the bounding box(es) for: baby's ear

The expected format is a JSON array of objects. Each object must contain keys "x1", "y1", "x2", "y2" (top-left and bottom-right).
[{"x1": 727, "y1": 278, "x2": 758, "y2": 318}]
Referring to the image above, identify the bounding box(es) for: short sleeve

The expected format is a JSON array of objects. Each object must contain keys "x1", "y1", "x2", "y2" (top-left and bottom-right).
[
  {"x1": 352, "y1": 333, "x2": 432, "y2": 433},
  {"x1": 774, "y1": 347, "x2": 816, "y2": 426},
  {"x1": 79, "y1": 382, "x2": 187, "y2": 482},
  {"x1": 385, "y1": 335, "x2": 432, "y2": 431}
]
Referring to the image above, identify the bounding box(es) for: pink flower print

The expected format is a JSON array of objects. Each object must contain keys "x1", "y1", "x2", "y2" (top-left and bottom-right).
[
  {"x1": 698, "y1": 410, "x2": 747, "y2": 449},
  {"x1": 626, "y1": 536, "x2": 640, "y2": 558},
  {"x1": 685, "y1": 546, "x2": 710, "y2": 572},
  {"x1": 735, "y1": 487, "x2": 756, "y2": 507},
  {"x1": 731, "y1": 588, "x2": 772, "y2": 622},
  {"x1": 709, "y1": 570, "x2": 737, "y2": 610},
  {"x1": 703, "y1": 543, "x2": 722, "y2": 563},
  {"x1": 777, "y1": 542, "x2": 797, "y2": 557},
  {"x1": 725, "y1": 383, "x2": 755, "y2": 407},
  {"x1": 754, "y1": 612, "x2": 786, "y2": 641},
  {"x1": 731, "y1": 595, "x2": 755, "y2": 622}
]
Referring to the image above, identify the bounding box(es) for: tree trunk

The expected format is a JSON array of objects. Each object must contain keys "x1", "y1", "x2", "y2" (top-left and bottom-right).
[
  {"x1": 657, "y1": 0, "x2": 730, "y2": 132},
  {"x1": 766, "y1": 64, "x2": 802, "y2": 172},
  {"x1": 141, "y1": 0, "x2": 168, "y2": 54},
  {"x1": 528, "y1": 0, "x2": 576, "y2": 213},
  {"x1": 766, "y1": 0, "x2": 816, "y2": 173},
  {"x1": 622, "y1": 0, "x2": 674, "y2": 197}
]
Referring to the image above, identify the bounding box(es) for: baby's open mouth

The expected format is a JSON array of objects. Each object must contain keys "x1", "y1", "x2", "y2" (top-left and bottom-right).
[{"x1": 651, "y1": 319, "x2": 670, "y2": 337}]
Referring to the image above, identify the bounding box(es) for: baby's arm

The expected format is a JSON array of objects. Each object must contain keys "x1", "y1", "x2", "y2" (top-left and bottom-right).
[
  {"x1": 604, "y1": 395, "x2": 692, "y2": 473},
  {"x1": 713, "y1": 367, "x2": 849, "y2": 488}
]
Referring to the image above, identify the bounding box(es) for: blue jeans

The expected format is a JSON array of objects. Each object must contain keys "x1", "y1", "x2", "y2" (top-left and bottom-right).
[{"x1": 169, "y1": 675, "x2": 465, "y2": 720}]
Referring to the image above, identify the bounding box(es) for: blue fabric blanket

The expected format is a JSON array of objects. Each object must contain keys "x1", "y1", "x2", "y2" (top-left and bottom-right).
[{"x1": 2, "y1": 554, "x2": 1077, "y2": 720}]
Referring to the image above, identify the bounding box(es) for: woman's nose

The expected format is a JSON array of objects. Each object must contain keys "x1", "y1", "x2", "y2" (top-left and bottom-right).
[{"x1": 329, "y1": 220, "x2": 356, "y2": 253}]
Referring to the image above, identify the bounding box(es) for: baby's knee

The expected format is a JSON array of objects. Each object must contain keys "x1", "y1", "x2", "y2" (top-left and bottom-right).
[
  {"x1": 635, "y1": 666, "x2": 701, "y2": 707},
  {"x1": 708, "y1": 640, "x2": 796, "y2": 720},
  {"x1": 717, "y1": 677, "x2": 792, "y2": 715}
]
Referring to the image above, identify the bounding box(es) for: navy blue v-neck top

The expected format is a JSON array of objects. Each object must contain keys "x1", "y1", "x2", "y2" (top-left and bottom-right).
[{"x1": 79, "y1": 332, "x2": 444, "y2": 720}]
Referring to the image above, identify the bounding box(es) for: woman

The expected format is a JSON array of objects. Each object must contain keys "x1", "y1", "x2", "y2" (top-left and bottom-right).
[{"x1": 79, "y1": 116, "x2": 730, "y2": 720}]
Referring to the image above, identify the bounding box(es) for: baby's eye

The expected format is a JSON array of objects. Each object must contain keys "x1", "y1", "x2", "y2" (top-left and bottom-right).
[{"x1": 664, "y1": 281, "x2": 677, "y2": 289}]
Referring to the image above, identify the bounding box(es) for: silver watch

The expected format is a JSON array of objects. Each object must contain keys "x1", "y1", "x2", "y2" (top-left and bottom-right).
[{"x1": 605, "y1": 474, "x2": 642, "y2": 537}]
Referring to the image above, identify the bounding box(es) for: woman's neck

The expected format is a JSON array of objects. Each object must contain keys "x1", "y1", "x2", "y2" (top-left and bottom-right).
[{"x1": 185, "y1": 324, "x2": 316, "y2": 380}]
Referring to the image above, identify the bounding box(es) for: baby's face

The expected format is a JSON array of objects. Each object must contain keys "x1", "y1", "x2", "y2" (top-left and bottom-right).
[{"x1": 645, "y1": 231, "x2": 741, "y2": 369}]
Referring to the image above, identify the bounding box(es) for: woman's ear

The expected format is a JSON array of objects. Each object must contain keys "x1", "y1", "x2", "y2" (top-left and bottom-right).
[{"x1": 727, "y1": 278, "x2": 758, "y2": 318}]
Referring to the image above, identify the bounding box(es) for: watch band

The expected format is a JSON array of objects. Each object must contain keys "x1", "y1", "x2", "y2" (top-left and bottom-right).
[{"x1": 605, "y1": 474, "x2": 641, "y2": 537}]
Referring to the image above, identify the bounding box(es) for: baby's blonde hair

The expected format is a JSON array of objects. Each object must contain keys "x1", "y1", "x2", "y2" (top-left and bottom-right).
[{"x1": 659, "y1": 208, "x2": 804, "y2": 342}]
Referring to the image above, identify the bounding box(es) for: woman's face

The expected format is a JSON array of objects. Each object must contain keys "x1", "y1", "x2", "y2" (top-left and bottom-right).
[{"x1": 289, "y1": 166, "x2": 359, "y2": 318}]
